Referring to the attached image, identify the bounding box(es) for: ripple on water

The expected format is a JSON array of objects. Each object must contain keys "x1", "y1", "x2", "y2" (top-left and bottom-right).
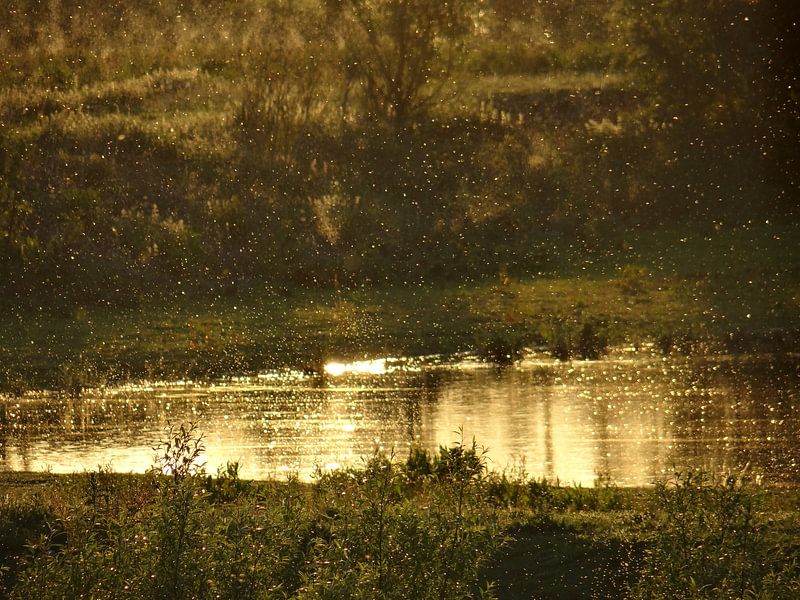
[{"x1": 1, "y1": 353, "x2": 798, "y2": 485}]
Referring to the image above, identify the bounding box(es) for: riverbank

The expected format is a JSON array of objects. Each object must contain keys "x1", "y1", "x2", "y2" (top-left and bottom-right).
[
  {"x1": 2, "y1": 2, "x2": 796, "y2": 343},
  {"x1": 0, "y1": 471, "x2": 648, "y2": 599},
  {"x1": 2, "y1": 226, "x2": 798, "y2": 394},
  {"x1": 1, "y1": 441, "x2": 799, "y2": 599}
]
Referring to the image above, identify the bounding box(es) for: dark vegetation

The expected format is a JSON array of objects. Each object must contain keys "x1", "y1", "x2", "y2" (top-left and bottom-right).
[
  {"x1": 1, "y1": 5, "x2": 798, "y2": 596},
  {"x1": 0, "y1": 0, "x2": 798, "y2": 390},
  {"x1": 0, "y1": 0, "x2": 796, "y2": 298},
  {"x1": 0, "y1": 425, "x2": 798, "y2": 598}
]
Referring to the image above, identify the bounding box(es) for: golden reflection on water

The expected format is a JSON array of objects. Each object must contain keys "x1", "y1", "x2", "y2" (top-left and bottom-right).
[
  {"x1": 324, "y1": 358, "x2": 388, "y2": 376},
  {"x1": 0, "y1": 354, "x2": 798, "y2": 485},
  {"x1": 421, "y1": 362, "x2": 676, "y2": 486}
]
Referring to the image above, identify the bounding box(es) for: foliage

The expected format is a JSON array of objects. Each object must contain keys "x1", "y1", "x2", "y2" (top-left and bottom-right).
[
  {"x1": 616, "y1": 265, "x2": 649, "y2": 297},
  {"x1": 0, "y1": 495, "x2": 53, "y2": 593},
  {"x1": 3, "y1": 431, "x2": 800, "y2": 600},
  {"x1": 325, "y1": 0, "x2": 478, "y2": 127},
  {"x1": 546, "y1": 317, "x2": 608, "y2": 361},
  {"x1": 0, "y1": 0, "x2": 795, "y2": 364},
  {"x1": 615, "y1": 0, "x2": 771, "y2": 130},
  {"x1": 475, "y1": 322, "x2": 532, "y2": 365},
  {"x1": 631, "y1": 470, "x2": 800, "y2": 599},
  {"x1": 236, "y1": 1, "x2": 335, "y2": 159},
  {"x1": 5, "y1": 425, "x2": 504, "y2": 599}
]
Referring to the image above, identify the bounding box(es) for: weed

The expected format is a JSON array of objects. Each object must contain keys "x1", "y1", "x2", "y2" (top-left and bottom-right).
[
  {"x1": 546, "y1": 317, "x2": 608, "y2": 361},
  {"x1": 148, "y1": 424, "x2": 207, "y2": 599},
  {"x1": 576, "y1": 320, "x2": 608, "y2": 360},
  {"x1": 404, "y1": 445, "x2": 434, "y2": 480},
  {"x1": 206, "y1": 461, "x2": 250, "y2": 503},
  {"x1": 630, "y1": 470, "x2": 800, "y2": 599},
  {"x1": 6, "y1": 427, "x2": 510, "y2": 599},
  {"x1": 476, "y1": 326, "x2": 529, "y2": 365},
  {"x1": 305, "y1": 438, "x2": 501, "y2": 599},
  {"x1": 617, "y1": 264, "x2": 649, "y2": 296},
  {"x1": 0, "y1": 496, "x2": 53, "y2": 594}
]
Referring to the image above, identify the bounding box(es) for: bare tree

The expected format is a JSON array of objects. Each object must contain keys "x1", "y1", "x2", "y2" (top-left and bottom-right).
[{"x1": 327, "y1": 0, "x2": 477, "y2": 128}]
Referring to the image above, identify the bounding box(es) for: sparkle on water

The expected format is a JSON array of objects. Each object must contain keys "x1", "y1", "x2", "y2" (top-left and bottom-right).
[
  {"x1": 1, "y1": 351, "x2": 797, "y2": 485},
  {"x1": 324, "y1": 358, "x2": 388, "y2": 376}
]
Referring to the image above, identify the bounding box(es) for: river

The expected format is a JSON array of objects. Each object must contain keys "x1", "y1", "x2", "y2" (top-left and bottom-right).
[{"x1": 1, "y1": 351, "x2": 797, "y2": 486}]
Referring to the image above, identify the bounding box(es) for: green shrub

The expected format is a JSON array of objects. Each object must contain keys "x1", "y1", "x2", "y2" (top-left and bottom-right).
[
  {"x1": 0, "y1": 496, "x2": 54, "y2": 595},
  {"x1": 617, "y1": 264, "x2": 649, "y2": 296},
  {"x1": 306, "y1": 441, "x2": 500, "y2": 600},
  {"x1": 546, "y1": 318, "x2": 608, "y2": 361},
  {"x1": 630, "y1": 470, "x2": 800, "y2": 599},
  {"x1": 576, "y1": 320, "x2": 608, "y2": 360},
  {"x1": 476, "y1": 326, "x2": 529, "y2": 365},
  {"x1": 404, "y1": 445, "x2": 434, "y2": 480},
  {"x1": 8, "y1": 427, "x2": 504, "y2": 599}
]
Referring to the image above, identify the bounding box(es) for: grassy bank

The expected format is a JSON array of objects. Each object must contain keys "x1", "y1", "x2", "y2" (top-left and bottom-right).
[
  {"x1": 2, "y1": 1, "x2": 795, "y2": 313},
  {"x1": 1, "y1": 427, "x2": 798, "y2": 599},
  {"x1": 1, "y1": 220, "x2": 798, "y2": 394}
]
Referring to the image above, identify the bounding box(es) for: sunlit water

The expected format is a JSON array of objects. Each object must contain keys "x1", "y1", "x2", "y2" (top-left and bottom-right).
[{"x1": 1, "y1": 352, "x2": 798, "y2": 486}]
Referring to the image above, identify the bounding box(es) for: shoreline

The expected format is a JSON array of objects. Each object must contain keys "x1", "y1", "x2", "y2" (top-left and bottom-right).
[{"x1": 2, "y1": 271, "x2": 798, "y2": 395}]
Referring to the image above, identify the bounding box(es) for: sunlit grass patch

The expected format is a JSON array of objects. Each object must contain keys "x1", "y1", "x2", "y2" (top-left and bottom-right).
[
  {"x1": 465, "y1": 72, "x2": 628, "y2": 96},
  {"x1": 2, "y1": 253, "x2": 799, "y2": 393}
]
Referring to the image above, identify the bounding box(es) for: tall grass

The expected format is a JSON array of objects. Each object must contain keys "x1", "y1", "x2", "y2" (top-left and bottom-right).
[
  {"x1": 630, "y1": 471, "x2": 800, "y2": 599},
  {"x1": 4, "y1": 426, "x2": 504, "y2": 599},
  {"x1": 2, "y1": 426, "x2": 799, "y2": 598}
]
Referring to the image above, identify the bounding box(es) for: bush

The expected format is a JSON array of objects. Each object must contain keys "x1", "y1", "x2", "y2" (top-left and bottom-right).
[
  {"x1": 630, "y1": 470, "x2": 800, "y2": 599},
  {"x1": 307, "y1": 440, "x2": 499, "y2": 600},
  {"x1": 8, "y1": 427, "x2": 503, "y2": 600},
  {"x1": 0, "y1": 496, "x2": 54, "y2": 595},
  {"x1": 546, "y1": 318, "x2": 608, "y2": 361},
  {"x1": 476, "y1": 326, "x2": 530, "y2": 365},
  {"x1": 616, "y1": 264, "x2": 649, "y2": 296}
]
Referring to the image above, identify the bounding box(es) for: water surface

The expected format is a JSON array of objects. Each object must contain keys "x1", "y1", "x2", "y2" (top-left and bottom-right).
[{"x1": 1, "y1": 352, "x2": 797, "y2": 486}]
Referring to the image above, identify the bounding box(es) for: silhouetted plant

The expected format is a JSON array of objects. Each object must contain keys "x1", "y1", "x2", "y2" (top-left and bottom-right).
[
  {"x1": 546, "y1": 318, "x2": 608, "y2": 361},
  {"x1": 305, "y1": 438, "x2": 500, "y2": 599},
  {"x1": 206, "y1": 461, "x2": 250, "y2": 504},
  {"x1": 576, "y1": 319, "x2": 608, "y2": 360},
  {"x1": 148, "y1": 423, "x2": 207, "y2": 600},
  {"x1": 325, "y1": 0, "x2": 478, "y2": 128},
  {"x1": 548, "y1": 321, "x2": 574, "y2": 361},
  {"x1": 476, "y1": 326, "x2": 529, "y2": 365},
  {"x1": 404, "y1": 444, "x2": 434, "y2": 480}
]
